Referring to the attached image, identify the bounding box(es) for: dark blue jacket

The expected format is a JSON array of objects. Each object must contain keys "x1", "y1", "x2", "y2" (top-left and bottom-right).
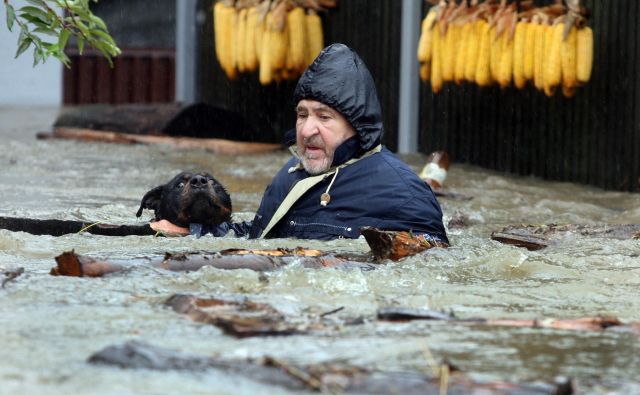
[{"x1": 198, "y1": 43, "x2": 448, "y2": 243}]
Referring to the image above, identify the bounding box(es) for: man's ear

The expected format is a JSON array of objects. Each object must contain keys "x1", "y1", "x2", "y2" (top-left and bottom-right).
[{"x1": 136, "y1": 185, "x2": 164, "y2": 218}]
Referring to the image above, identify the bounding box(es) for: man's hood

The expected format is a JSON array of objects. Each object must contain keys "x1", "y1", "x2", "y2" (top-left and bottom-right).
[{"x1": 292, "y1": 43, "x2": 384, "y2": 152}]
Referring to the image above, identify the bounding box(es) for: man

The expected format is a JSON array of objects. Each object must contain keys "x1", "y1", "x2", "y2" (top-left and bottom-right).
[{"x1": 152, "y1": 43, "x2": 448, "y2": 244}]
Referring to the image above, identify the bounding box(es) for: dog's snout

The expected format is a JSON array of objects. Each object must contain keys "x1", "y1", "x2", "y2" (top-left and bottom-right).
[{"x1": 190, "y1": 175, "x2": 209, "y2": 188}]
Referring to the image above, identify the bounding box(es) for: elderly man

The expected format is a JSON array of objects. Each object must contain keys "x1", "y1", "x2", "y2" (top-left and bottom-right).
[{"x1": 153, "y1": 43, "x2": 448, "y2": 244}]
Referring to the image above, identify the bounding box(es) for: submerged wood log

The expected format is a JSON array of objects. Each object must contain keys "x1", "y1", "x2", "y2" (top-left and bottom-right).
[
  {"x1": 89, "y1": 341, "x2": 574, "y2": 395},
  {"x1": 166, "y1": 294, "x2": 303, "y2": 337},
  {"x1": 52, "y1": 103, "x2": 263, "y2": 141},
  {"x1": 492, "y1": 224, "x2": 640, "y2": 251},
  {"x1": 50, "y1": 249, "x2": 371, "y2": 277},
  {"x1": 377, "y1": 307, "x2": 640, "y2": 335},
  {"x1": 361, "y1": 227, "x2": 448, "y2": 261},
  {"x1": 0, "y1": 216, "x2": 155, "y2": 237},
  {"x1": 37, "y1": 127, "x2": 283, "y2": 155}
]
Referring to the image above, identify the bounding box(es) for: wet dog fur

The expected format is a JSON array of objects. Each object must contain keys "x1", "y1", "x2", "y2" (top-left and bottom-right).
[{"x1": 136, "y1": 172, "x2": 232, "y2": 228}]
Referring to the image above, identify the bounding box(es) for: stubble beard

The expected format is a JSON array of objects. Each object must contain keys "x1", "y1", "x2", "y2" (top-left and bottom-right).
[
  {"x1": 301, "y1": 151, "x2": 332, "y2": 175},
  {"x1": 299, "y1": 135, "x2": 333, "y2": 175}
]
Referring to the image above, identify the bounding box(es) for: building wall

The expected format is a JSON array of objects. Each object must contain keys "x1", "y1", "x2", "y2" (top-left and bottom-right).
[{"x1": 0, "y1": 0, "x2": 61, "y2": 106}]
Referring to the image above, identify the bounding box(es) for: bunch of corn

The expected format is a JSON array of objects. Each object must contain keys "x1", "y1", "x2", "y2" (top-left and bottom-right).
[
  {"x1": 418, "y1": 0, "x2": 593, "y2": 98},
  {"x1": 213, "y1": 0, "x2": 334, "y2": 85}
]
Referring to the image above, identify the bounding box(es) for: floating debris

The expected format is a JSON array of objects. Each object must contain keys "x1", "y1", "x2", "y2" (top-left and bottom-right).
[
  {"x1": 1, "y1": 267, "x2": 24, "y2": 288},
  {"x1": 88, "y1": 340, "x2": 574, "y2": 394},
  {"x1": 166, "y1": 294, "x2": 305, "y2": 337},
  {"x1": 491, "y1": 224, "x2": 640, "y2": 250},
  {"x1": 361, "y1": 227, "x2": 448, "y2": 261},
  {"x1": 50, "y1": 249, "x2": 372, "y2": 277}
]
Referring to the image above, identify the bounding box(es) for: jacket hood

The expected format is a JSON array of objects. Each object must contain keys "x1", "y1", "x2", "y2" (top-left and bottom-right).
[{"x1": 293, "y1": 43, "x2": 384, "y2": 151}]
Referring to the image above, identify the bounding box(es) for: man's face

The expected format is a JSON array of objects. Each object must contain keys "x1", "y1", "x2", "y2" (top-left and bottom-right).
[{"x1": 295, "y1": 99, "x2": 357, "y2": 175}]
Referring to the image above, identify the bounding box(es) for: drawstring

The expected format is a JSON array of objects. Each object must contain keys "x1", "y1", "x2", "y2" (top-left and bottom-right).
[{"x1": 320, "y1": 167, "x2": 339, "y2": 206}]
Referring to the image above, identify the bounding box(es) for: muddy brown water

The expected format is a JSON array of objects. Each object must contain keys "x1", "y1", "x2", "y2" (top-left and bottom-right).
[{"x1": 1, "y1": 107, "x2": 639, "y2": 394}]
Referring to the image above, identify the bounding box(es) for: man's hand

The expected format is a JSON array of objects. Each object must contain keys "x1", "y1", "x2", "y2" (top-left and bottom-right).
[{"x1": 150, "y1": 220, "x2": 189, "y2": 237}]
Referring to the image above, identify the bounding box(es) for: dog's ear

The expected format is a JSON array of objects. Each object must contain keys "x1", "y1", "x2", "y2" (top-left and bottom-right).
[{"x1": 136, "y1": 185, "x2": 164, "y2": 218}]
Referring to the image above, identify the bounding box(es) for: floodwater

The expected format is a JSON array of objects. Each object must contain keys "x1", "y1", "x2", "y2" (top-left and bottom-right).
[{"x1": 1, "y1": 106, "x2": 639, "y2": 394}]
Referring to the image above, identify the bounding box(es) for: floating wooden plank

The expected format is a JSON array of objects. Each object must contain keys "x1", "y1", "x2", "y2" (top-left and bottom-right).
[
  {"x1": 37, "y1": 127, "x2": 283, "y2": 155},
  {"x1": 0, "y1": 216, "x2": 155, "y2": 237},
  {"x1": 50, "y1": 249, "x2": 371, "y2": 277},
  {"x1": 490, "y1": 231, "x2": 551, "y2": 251},
  {"x1": 166, "y1": 294, "x2": 303, "y2": 337},
  {"x1": 88, "y1": 341, "x2": 574, "y2": 394},
  {"x1": 492, "y1": 224, "x2": 640, "y2": 251},
  {"x1": 361, "y1": 227, "x2": 448, "y2": 261}
]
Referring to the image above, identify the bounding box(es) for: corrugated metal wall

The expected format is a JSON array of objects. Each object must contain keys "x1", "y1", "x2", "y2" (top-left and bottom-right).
[
  {"x1": 196, "y1": 0, "x2": 402, "y2": 148},
  {"x1": 419, "y1": 0, "x2": 640, "y2": 192}
]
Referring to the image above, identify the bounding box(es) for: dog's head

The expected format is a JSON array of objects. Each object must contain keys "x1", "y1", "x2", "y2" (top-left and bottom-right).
[{"x1": 136, "y1": 172, "x2": 232, "y2": 228}]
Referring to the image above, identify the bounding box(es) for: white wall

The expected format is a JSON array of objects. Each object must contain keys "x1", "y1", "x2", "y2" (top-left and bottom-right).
[{"x1": 0, "y1": 0, "x2": 62, "y2": 106}]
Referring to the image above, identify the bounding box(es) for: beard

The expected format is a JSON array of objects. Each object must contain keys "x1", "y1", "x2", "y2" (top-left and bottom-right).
[
  {"x1": 302, "y1": 153, "x2": 332, "y2": 175},
  {"x1": 300, "y1": 136, "x2": 332, "y2": 175}
]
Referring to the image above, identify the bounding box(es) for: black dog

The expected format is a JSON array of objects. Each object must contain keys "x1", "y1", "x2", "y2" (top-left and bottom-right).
[{"x1": 136, "y1": 172, "x2": 232, "y2": 228}]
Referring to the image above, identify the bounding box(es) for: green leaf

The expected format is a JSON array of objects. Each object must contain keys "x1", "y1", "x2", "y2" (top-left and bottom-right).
[
  {"x1": 6, "y1": 4, "x2": 16, "y2": 32},
  {"x1": 15, "y1": 36, "x2": 32, "y2": 58},
  {"x1": 74, "y1": 19, "x2": 90, "y2": 37},
  {"x1": 17, "y1": 24, "x2": 28, "y2": 46},
  {"x1": 57, "y1": 51, "x2": 71, "y2": 68},
  {"x1": 33, "y1": 27, "x2": 58, "y2": 37},
  {"x1": 26, "y1": 0, "x2": 48, "y2": 8},
  {"x1": 91, "y1": 29, "x2": 116, "y2": 45},
  {"x1": 58, "y1": 28, "x2": 71, "y2": 50},
  {"x1": 18, "y1": 6, "x2": 52, "y2": 24},
  {"x1": 32, "y1": 47, "x2": 41, "y2": 66},
  {"x1": 41, "y1": 41, "x2": 59, "y2": 52},
  {"x1": 89, "y1": 14, "x2": 107, "y2": 30},
  {"x1": 19, "y1": 13, "x2": 49, "y2": 29},
  {"x1": 77, "y1": 36, "x2": 85, "y2": 54}
]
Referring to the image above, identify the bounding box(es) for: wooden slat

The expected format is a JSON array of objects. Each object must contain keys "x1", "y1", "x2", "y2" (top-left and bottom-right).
[{"x1": 63, "y1": 49, "x2": 175, "y2": 105}]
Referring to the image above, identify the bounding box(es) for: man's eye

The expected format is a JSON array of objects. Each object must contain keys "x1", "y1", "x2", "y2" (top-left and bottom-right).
[{"x1": 297, "y1": 113, "x2": 307, "y2": 119}]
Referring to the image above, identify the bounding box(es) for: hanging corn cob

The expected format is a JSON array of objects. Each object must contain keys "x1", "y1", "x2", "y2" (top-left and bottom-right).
[
  {"x1": 214, "y1": 0, "x2": 238, "y2": 80},
  {"x1": 212, "y1": 0, "x2": 337, "y2": 85},
  {"x1": 417, "y1": 0, "x2": 593, "y2": 98}
]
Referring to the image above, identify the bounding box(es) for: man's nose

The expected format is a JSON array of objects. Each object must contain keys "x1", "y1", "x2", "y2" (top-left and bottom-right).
[{"x1": 299, "y1": 117, "x2": 320, "y2": 138}]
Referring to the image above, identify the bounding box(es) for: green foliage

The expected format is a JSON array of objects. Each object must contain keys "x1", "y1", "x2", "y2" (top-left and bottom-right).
[{"x1": 3, "y1": 0, "x2": 120, "y2": 67}]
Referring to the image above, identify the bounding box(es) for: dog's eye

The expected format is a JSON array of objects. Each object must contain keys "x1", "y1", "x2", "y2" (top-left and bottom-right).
[{"x1": 177, "y1": 182, "x2": 185, "y2": 189}]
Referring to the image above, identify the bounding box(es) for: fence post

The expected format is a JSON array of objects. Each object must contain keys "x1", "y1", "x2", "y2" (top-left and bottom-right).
[
  {"x1": 176, "y1": 1, "x2": 197, "y2": 103},
  {"x1": 397, "y1": 0, "x2": 422, "y2": 153}
]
